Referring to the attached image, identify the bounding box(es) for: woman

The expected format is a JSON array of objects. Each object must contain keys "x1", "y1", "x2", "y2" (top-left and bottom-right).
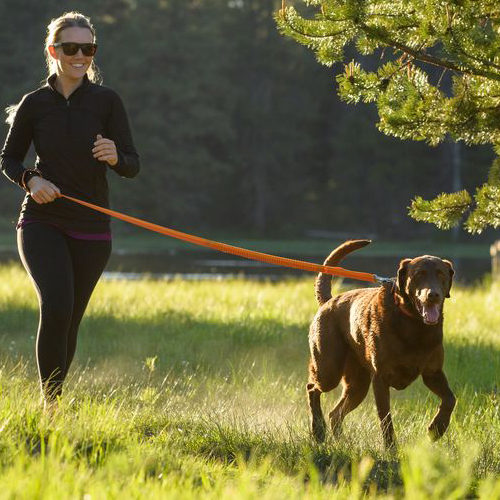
[{"x1": 0, "y1": 12, "x2": 140, "y2": 408}]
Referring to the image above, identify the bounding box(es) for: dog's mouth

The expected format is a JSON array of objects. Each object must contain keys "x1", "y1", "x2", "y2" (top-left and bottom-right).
[{"x1": 415, "y1": 300, "x2": 442, "y2": 325}]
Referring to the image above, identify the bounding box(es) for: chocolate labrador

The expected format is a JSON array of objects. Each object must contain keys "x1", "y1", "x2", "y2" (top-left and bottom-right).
[{"x1": 307, "y1": 240, "x2": 456, "y2": 448}]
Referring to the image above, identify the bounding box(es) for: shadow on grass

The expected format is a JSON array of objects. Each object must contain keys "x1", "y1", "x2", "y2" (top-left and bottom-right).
[
  {"x1": 12, "y1": 412, "x2": 123, "y2": 467},
  {"x1": 308, "y1": 448, "x2": 402, "y2": 492},
  {"x1": 2, "y1": 305, "x2": 309, "y2": 379},
  {"x1": 3, "y1": 304, "x2": 498, "y2": 391},
  {"x1": 22, "y1": 431, "x2": 122, "y2": 467},
  {"x1": 152, "y1": 416, "x2": 403, "y2": 492}
]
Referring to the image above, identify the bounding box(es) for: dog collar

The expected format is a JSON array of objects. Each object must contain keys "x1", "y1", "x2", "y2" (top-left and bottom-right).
[{"x1": 393, "y1": 292, "x2": 417, "y2": 320}]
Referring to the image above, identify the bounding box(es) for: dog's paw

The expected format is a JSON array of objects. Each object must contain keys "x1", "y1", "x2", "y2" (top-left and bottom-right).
[{"x1": 428, "y1": 418, "x2": 449, "y2": 441}]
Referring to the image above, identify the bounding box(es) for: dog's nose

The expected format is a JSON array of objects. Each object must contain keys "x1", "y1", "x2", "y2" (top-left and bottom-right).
[{"x1": 427, "y1": 290, "x2": 442, "y2": 302}]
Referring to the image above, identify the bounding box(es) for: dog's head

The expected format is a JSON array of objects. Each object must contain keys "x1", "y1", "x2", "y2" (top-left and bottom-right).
[{"x1": 396, "y1": 256, "x2": 454, "y2": 326}]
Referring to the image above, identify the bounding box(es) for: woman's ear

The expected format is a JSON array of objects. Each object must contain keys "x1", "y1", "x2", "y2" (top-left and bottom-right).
[
  {"x1": 397, "y1": 258, "x2": 411, "y2": 295},
  {"x1": 47, "y1": 45, "x2": 58, "y2": 59}
]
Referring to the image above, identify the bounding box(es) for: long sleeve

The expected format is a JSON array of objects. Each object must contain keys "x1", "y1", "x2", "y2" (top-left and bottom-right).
[
  {"x1": 106, "y1": 91, "x2": 140, "y2": 178},
  {"x1": 1, "y1": 94, "x2": 33, "y2": 188}
]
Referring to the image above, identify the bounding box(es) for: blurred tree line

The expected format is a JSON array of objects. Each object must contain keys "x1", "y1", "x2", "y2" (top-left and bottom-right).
[{"x1": 0, "y1": 0, "x2": 495, "y2": 240}]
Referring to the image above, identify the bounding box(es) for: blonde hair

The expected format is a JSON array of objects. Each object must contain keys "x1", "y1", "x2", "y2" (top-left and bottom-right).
[{"x1": 45, "y1": 11, "x2": 101, "y2": 84}]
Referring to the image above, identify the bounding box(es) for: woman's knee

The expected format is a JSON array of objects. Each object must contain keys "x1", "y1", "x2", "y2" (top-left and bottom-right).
[{"x1": 39, "y1": 298, "x2": 73, "y2": 331}]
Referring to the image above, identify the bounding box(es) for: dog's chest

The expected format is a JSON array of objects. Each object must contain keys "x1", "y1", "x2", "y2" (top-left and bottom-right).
[
  {"x1": 382, "y1": 362, "x2": 421, "y2": 390},
  {"x1": 376, "y1": 340, "x2": 435, "y2": 389},
  {"x1": 370, "y1": 327, "x2": 439, "y2": 390}
]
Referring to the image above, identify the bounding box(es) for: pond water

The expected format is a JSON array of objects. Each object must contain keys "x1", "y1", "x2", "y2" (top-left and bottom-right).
[{"x1": 0, "y1": 249, "x2": 491, "y2": 283}]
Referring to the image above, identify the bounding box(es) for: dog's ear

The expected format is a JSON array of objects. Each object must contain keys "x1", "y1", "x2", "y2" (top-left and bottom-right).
[
  {"x1": 443, "y1": 259, "x2": 455, "y2": 298},
  {"x1": 397, "y1": 259, "x2": 412, "y2": 295}
]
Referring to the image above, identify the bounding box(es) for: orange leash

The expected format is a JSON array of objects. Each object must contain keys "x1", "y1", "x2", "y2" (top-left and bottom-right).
[{"x1": 60, "y1": 194, "x2": 379, "y2": 283}]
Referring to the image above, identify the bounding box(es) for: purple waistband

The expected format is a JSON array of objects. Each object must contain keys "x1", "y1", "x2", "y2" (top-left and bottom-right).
[{"x1": 17, "y1": 219, "x2": 112, "y2": 241}]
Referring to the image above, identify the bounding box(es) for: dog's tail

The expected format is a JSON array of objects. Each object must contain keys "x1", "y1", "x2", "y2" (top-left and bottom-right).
[{"x1": 315, "y1": 239, "x2": 372, "y2": 305}]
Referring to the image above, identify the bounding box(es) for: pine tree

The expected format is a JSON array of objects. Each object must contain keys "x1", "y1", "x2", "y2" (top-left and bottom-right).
[{"x1": 276, "y1": 0, "x2": 500, "y2": 233}]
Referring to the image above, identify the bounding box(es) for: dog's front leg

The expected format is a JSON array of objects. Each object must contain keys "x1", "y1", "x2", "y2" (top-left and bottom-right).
[
  {"x1": 372, "y1": 375, "x2": 396, "y2": 449},
  {"x1": 422, "y1": 369, "x2": 456, "y2": 440}
]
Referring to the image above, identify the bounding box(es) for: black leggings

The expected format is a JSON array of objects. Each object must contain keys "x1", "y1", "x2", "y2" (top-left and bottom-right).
[{"x1": 17, "y1": 222, "x2": 111, "y2": 399}]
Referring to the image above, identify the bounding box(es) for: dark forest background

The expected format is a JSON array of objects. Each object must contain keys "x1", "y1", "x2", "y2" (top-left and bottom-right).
[{"x1": 0, "y1": 0, "x2": 496, "y2": 242}]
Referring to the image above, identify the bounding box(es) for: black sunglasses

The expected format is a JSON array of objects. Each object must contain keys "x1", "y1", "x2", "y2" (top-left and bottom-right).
[{"x1": 52, "y1": 42, "x2": 98, "y2": 57}]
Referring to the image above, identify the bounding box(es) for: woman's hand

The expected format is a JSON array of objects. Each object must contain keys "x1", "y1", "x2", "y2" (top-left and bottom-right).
[
  {"x1": 27, "y1": 177, "x2": 61, "y2": 204},
  {"x1": 92, "y1": 134, "x2": 118, "y2": 167}
]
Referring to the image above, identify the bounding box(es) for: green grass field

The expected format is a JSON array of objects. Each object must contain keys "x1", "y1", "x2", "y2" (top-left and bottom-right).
[{"x1": 0, "y1": 263, "x2": 498, "y2": 498}]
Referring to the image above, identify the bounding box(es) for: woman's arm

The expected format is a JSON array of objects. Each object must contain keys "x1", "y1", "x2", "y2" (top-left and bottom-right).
[
  {"x1": 1, "y1": 94, "x2": 60, "y2": 204},
  {"x1": 104, "y1": 91, "x2": 140, "y2": 178},
  {"x1": 1, "y1": 94, "x2": 34, "y2": 188}
]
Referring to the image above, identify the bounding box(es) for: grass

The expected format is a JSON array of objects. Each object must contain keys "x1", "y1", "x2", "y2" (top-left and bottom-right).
[{"x1": 0, "y1": 263, "x2": 499, "y2": 498}]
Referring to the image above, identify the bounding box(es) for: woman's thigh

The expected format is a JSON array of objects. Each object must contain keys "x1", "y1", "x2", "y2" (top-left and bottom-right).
[
  {"x1": 17, "y1": 223, "x2": 74, "y2": 313},
  {"x1": 66, "y1": 237, "x2": 111, "y2": 318}
]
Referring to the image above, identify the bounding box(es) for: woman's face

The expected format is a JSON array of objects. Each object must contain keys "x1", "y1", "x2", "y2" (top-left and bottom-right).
[{"x1": 49, "y1": 27, "x2": 94, "y2": 81}]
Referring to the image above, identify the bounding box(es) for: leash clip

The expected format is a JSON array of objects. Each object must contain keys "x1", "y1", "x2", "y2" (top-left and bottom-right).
[{"x1": 374, "y1": 275, "x2": 395, "y2": 285}]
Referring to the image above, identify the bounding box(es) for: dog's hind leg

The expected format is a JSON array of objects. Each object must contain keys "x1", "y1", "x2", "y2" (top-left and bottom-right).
[
  {"x1": 307, "y1": 379, "x2": 326, "y2": 442},
  {"x1": 328, "y1": 352, "x2": 371, "y2": 437},
  {"x1": 308, "y1": 353, "x2": 344, "y2": 442},
  {"x1": 307, "y1": 316, "x2": 347, "y2": 442}
]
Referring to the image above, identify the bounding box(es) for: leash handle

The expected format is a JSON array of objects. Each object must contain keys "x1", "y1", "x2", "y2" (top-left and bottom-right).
[{"x1": 60, "y1": 194, "x2": 378, "y2": 283}]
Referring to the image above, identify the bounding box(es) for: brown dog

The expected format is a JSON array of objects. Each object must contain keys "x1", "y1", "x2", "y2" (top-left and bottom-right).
[{"x1": 307, "y1": 240, "x2": 456, "y2": 448}]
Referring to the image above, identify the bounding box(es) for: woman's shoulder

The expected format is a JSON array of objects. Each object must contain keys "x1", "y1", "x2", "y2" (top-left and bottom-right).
[
  {"x1": 17, "y1": 84, "x2": 51, "y2": 104},
  {"x1": 88, "y1": 82, "x2": 122, "y2": 99},
  {"x1": 8, "y1": 84, "x2": 47, "y2": 116},
  {"x1": 5, "y1": 85, "x2": 49, "y2": 125},
  {"x1": 86, "y1": 83, "x2": 126, "y2": 113}
]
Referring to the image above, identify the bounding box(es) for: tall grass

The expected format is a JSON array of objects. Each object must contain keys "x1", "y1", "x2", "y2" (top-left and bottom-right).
[{"x1": 0, "y1": 263, "x2": 498, "y2": 498}]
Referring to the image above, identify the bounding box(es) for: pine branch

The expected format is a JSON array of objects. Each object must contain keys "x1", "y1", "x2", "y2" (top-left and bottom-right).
[
  {"x1": 409, "y1": 191, "x2": 472, "y2": 230},
  {"x1": 277, "y1": 6, "x2": 349, "y2": 39},
  {"x1": 278, "y1": 3, "x2": 500, "y2": 81},
  {"x1": 448, "y1": 26, "x2": 500, "y2": 73},
  {"x1": 359, "y1": 23, "x2": 500, "y2": 82},
  {"x1": 488, "y1": 158, "x2": 500, "y2": 186},
  {"x1": 465, "y1": 184, "x2": 500, "y2": 233}
]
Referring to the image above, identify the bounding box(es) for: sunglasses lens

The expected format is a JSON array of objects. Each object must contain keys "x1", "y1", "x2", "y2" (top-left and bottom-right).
[
  {"x1": 82, "y1": 44, "x2": 97, "y2": 57},
  {"x1": 62, "y1": 43, "x2": 79, "y2": 56}
]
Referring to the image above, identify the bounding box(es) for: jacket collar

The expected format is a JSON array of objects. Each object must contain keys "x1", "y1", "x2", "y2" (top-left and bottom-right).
[{"x1": 46, "y1": 73, "x2": 90, "y2": 96}]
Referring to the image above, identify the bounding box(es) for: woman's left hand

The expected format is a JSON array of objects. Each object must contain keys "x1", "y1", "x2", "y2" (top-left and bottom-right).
[{"x1": 92, "y1": 134, "x2": 118, "y2": 167}]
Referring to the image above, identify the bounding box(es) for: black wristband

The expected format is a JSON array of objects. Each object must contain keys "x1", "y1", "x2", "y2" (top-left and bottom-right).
[{"x1": 21, "y1": 169, "x2": 42, "y2": 192}]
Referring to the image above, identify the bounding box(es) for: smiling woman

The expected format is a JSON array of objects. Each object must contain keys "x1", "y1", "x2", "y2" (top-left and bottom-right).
[
  {"x1": 0, "y1": 11, "x2": 140, "y2": 411},
  {"x1": 45, "y1": 13, "x2": 101, "y2": 89}
]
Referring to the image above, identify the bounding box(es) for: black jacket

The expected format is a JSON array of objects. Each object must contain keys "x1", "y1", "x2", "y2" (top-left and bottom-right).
[{"x1": 1, "y1": 74, "x2": 140, "y2": 232}]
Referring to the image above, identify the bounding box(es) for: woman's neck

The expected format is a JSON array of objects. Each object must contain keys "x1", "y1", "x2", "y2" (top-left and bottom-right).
[{"x1": 55, "y1": 74, "x2": 84, "y2": 100}]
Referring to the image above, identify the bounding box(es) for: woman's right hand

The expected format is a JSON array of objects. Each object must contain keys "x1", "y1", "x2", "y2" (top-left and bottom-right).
[{"x1": 27, "y1": 176, "x2": 61, "y2": 204}]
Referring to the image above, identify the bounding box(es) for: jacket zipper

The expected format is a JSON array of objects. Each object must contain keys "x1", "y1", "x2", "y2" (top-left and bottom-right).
[{"x1": 67, "y1": 98, "x2": 71, "y2": 133}]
